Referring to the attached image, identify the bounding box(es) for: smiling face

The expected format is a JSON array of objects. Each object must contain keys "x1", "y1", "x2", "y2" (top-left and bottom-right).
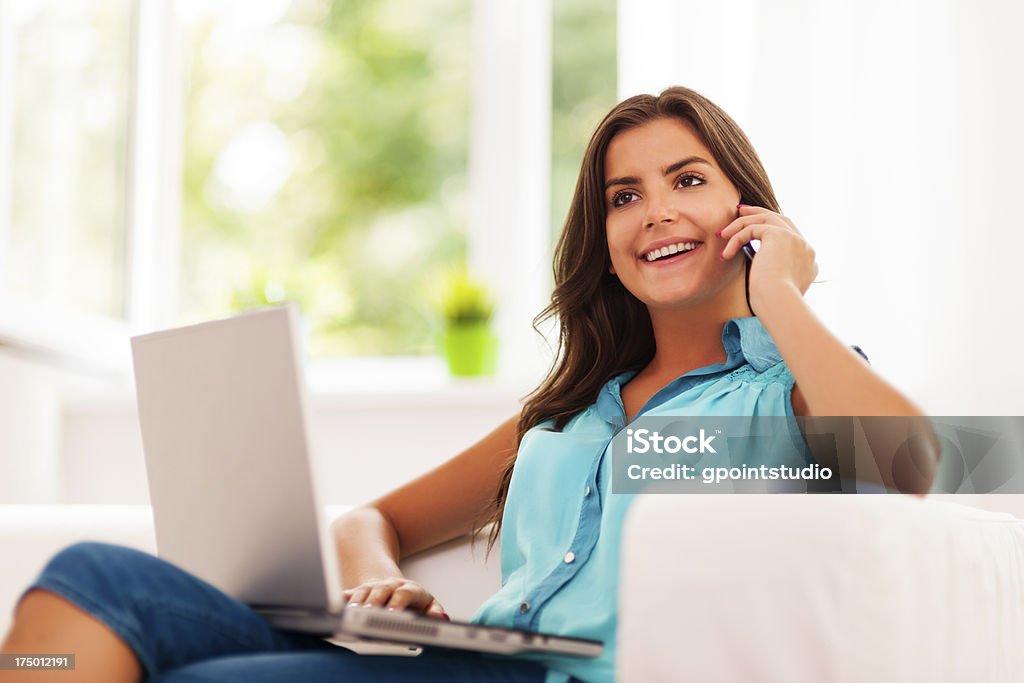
[{"x1": 604, "y1": 117, "x2": 745, "y2": 310}]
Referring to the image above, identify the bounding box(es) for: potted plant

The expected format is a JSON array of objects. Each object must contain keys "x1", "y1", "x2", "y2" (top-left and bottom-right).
[{"x1": 438, "y1": 268, "x2": 497, "y2": 377}]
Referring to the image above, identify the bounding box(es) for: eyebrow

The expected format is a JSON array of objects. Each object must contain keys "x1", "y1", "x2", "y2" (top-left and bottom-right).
[{"x1": 604, "y1": 155, "x2": 713, "y2": 191}]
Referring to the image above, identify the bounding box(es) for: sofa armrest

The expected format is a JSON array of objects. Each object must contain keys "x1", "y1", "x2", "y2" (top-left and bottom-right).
[
  {"x1": 399, "y1": 530, "x2": 500, "y2": 618},
  {"x1": 0, "y1": 505, "x2": 157, "y2": 637},
  {"x1": 0, "y1": 505, "x2": 500, "y2": 637},
  {"x1": 617, "y1": 495, "x2": 1024, "y2": 682}
]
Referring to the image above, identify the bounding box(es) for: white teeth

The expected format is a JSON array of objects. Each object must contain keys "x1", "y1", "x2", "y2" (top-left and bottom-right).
[{"x1": 643, "y1": 241, "x2": 700, "y2": 261}]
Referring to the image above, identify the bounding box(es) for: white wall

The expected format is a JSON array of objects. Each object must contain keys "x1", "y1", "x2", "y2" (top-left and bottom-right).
[
  {"x1": 0, "y1": 355, "x2": 60, "y2": 502},
  {"x1": 618, "y1": 0, "x2": 1024, "y2": 414},
  {"x1": 0, "y1": 348, "x2": 531, "y2": 507},
  {"x1": 56, "y1": 378, "x2": 525, "y2": 507}
]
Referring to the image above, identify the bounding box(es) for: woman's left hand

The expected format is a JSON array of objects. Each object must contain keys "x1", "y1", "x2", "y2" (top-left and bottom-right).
[{"x1": 717, "y1": 204, "x2": 818, "y2": 313}]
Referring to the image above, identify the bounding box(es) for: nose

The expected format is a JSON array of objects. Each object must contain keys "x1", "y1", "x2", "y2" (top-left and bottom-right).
[{"x1": 643, "y1": 191, "x2": 678, "y2": 230}]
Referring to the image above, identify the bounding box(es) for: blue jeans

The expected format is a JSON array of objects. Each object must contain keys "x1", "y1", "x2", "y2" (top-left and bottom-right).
[{"x1": 23, "y1": 542, "x2": 556, "y2": 682}]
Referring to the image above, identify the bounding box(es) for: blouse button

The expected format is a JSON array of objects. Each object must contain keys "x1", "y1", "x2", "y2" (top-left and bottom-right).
[
  {"x1": 564, "y1": 551, "x2": 575, "y2": 564},
  {"x1": 519, "y1": 601, "x2": 531, "y2": 614},
  {"x1": 584, "y1": 485, "x2": 592, "y2": 497}
]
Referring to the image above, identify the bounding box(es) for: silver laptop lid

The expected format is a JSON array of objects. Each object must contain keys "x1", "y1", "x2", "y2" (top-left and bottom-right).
[{"x1": 131, "y1": 305, "x2": 341, "y2": 612}]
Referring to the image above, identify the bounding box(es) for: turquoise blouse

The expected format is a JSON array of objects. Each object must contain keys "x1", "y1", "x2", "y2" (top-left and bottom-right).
[{"x1": 470, "y1": 316, "x2": 825, "y2": 683}]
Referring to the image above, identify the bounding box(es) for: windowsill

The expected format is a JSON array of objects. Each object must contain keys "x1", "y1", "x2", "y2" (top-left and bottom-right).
[
  {"x1": 0, "y1": 296, "x2": 133, "y2": 379},
  {"x1": 58, "y1": 355, "x2": 538, "y2": 414},
  {"x1": 305, "y1": 356, "x2": 535, "y2": 408}
]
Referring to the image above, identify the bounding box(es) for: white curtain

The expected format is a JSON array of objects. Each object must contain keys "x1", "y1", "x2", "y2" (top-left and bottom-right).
[{"x1": 618, "y1": 0, "x2": 1024, "y2": 414}]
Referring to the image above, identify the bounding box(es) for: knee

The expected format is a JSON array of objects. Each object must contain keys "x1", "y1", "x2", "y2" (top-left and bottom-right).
[
  {"x1": 44, "y1": 541, "x2": 152, "y2": 577},
  {"x1": 38, "y1": 542, "x2": 161, "y2": 600}
]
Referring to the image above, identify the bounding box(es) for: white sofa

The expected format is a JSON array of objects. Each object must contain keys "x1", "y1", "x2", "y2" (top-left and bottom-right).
[{"x1": 2, "y1": 497, "x2": 1023, "y2": 681}]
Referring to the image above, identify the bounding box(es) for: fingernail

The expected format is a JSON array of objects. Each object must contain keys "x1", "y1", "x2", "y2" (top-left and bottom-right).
[
  {"x1": 738, "y1": 203, "x2": 748, "y2": 208},
  {"x1": 719, "y1": 253, "x2": 725, "y2": 261},
  {"x1": 441, "y1": 612, "x2": 451, "y2": 621},
  {"x1": 347, "y1": 601, "x2": 361, "y2": 608},
  {"x1": 714, "y1": 229, "x2": 722, "y2": 237},
  {"x1": 386, "y1": 607, "x2": 396, "y2": 612}
]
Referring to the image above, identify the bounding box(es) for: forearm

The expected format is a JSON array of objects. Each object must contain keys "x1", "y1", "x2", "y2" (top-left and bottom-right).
[
  {"x1": 331, "y1": 506, "x2": 405, "y2": 589},
  {"x1": 754, "y1": 283, "x2": 922, "y2": 416}
]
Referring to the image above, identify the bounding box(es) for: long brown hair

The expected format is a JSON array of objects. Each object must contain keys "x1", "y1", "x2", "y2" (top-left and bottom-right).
[{"x1": 473, "y1": 86, "x2": 782, "y2": 553}]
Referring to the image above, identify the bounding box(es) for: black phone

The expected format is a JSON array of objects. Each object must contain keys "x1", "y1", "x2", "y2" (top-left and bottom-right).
[
  {"x1": 737, "y1": 201, "x2": 761, "y2": 264},
  {"x1": 737, "y1": 199, "x2": 757, "y2": 261}
]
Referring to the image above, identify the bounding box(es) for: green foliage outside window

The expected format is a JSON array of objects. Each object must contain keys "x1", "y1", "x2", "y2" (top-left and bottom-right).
[
  {"x1": 180, "y1": 0, "x2": 470, "y2": 357},
  {"x1": 551, "y1": 0, "x2": 617, "y2": 245}
]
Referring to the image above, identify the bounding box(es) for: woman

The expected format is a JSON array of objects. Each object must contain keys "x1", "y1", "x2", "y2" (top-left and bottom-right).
[{"x1": 0, "y1": 86, "x2": 936, "y2": 683}]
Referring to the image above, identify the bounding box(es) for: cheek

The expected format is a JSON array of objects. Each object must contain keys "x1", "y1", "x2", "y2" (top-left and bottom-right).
[
  {"x1": 605, "y1": 224, "x2": 632, "y2": 269},
  {"x1": 681, "y1": 197, "x2": 736, "y2": 231},
  {"x1": 679, "y1": 205, "x2": 721, "y2": 230}
]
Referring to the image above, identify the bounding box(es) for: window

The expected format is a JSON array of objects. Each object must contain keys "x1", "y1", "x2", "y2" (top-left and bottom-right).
[
  {"x1": 177, "y1": 0, "x2": 470, "y2": 357},
  {"x1": 1, "y1": 0, "x2": 132, "y2": 319},
  {"x1": 0, "y1": 0, "x2": 180, "y2": 372},
  {"x1": 0, "y1": 0, "x2": 618, "y2": 375}
]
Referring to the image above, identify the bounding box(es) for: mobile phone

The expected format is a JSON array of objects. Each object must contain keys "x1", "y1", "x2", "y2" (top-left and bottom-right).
[{"x1": 742, "y1": 242, "x2": 758, "y2": 260}]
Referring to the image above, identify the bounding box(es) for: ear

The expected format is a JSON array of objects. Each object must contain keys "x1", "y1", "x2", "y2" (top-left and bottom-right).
[{"x1": 608, "y1": 264, "x2": 616, "y2": 275}]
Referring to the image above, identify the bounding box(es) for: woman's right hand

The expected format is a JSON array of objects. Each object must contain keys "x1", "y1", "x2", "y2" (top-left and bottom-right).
[{"x1": 342, "y1": 578, "x2": 450, "y2": 621}]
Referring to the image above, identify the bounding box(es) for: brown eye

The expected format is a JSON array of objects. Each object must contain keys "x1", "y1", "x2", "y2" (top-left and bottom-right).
[
  {"x1": 677, "y1": 173, "x2": 706, "y2": 188},
  {"x1": 612, "y1": 190, "x2": 639, "y2": 208}
]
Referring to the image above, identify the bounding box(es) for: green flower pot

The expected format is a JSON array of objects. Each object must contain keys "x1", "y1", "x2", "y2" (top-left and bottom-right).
[{"x1": 442, "y1": 322, "x2": 498, "y2": 377}]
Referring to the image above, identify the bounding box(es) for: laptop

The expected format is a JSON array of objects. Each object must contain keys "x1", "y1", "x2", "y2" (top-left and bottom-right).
[{"x1": 130, "y1": 305, "x2": 603, "y2": 659}]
